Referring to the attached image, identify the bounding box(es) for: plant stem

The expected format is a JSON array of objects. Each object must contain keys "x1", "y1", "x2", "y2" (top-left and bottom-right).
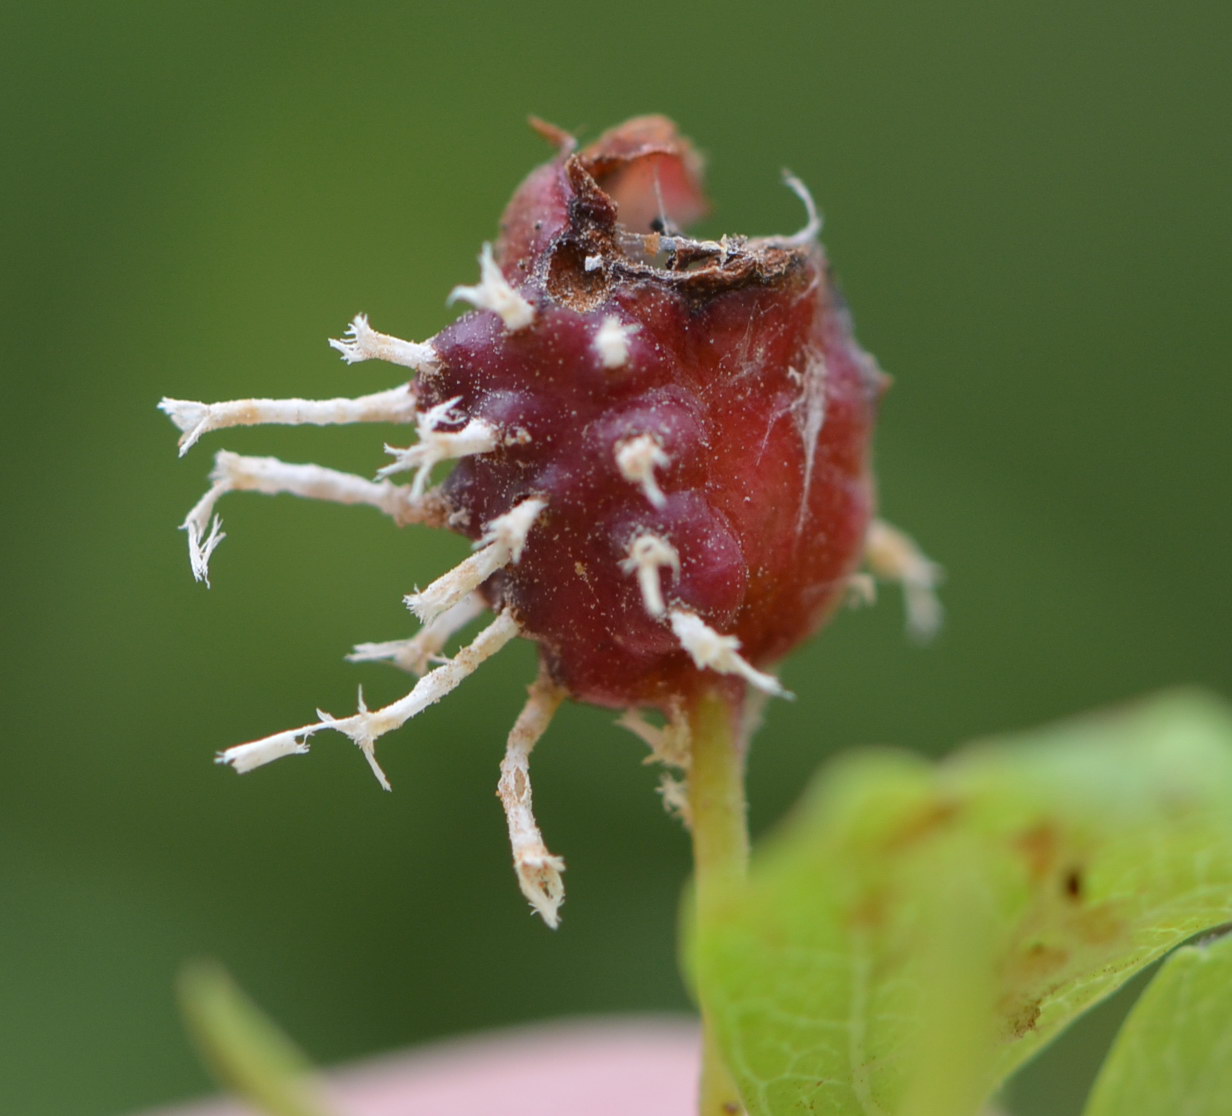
[{"x1": 688, "y1": 687, "x2": 749, "y2": 1116}]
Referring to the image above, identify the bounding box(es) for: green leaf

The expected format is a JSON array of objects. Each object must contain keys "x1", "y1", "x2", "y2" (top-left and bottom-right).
[
  {"x1": 178, "y1": 960, "x2": 336, "y2": 1116},
  {"x1": 1082, "y1": 929, "x2": 1232, "y2": 1116},
  {"x1": 689, "y1": 690, "x2": 1232, "y2": 1116}
]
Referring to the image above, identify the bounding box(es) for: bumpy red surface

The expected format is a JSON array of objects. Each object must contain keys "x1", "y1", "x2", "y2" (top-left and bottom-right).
[{"x1": 423, "y1": 117, "x2": 884, "y2": 708}]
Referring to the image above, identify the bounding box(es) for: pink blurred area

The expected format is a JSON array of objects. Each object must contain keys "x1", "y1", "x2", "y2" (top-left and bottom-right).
[{"x1": 135, "y1": 1017, "x2": 700, "y2": 1116}]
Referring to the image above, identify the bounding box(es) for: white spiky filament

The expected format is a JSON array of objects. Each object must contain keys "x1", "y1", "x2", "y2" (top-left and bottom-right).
[
  {"x1": 159, "y1": 384, "x2": 418, "y2": 457},
  {"x1": 328, "y1": 313, "x2": 439, "y2": 370},
  {"x1": 406, "y1": 497, "x2": 546, "y2": 626},
  {"x1": 181, "y1": 491, "x2": 227, "y2": 587},
  {"x1": 179, "y1": 451, "x2": 446, "y2": 585},
  {"x1": 668, "y1": 609, "x2": 792, "y2": 699},
  {"x1": 615, "y1": 705, "x2": 691, "y2": 769},
  {"x1": 215, "y1": 729, "x2": 312, "y2": 775},
  {"x1": 616, "y1": 706, "x2": 692, "y2": 825},
  {"x1": 593, "y1": 315, "x2": 640, "y2": 369},
  {"x1": 615, "y1": 434, "x2": 669, "y2": 509},
  {"x1": 378, "y1": 397, "x2": 502, "y2": 498},
  {"x1": 348, "y1": 593, "x2": 486, "y2": 676},
  {"x1": 778, "y1": 171, "x2": 823, "y2": 245},
  {"x1": 448, "y1": 243, "x2": 535, "y2": 332},
  {"x1": 498, "y1": 670, "x2": 567, "y2": 928},
  {"x1": 864, "y1": 519, "x2": 945, "y2": 641},
  {"x1": 216, "y1": 611, "x2": 520, "y2": 790},
  {"x1": 619, "y1": 533, "x2": 680, "y2": 617},
  {"x1": 791, "y1": 351, "x2": 828, "y2": 534},
  {"x1": 845, "y1": 571, "x2": 877, "y2": 609},
  {"x1": 657, "y1": 773, "x2": 692, "y2": 824}
]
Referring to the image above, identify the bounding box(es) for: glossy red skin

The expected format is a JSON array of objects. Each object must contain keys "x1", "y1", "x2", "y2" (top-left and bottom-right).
[{"x1": 422, "y1": 118, "x2": 883, "y2": 709}]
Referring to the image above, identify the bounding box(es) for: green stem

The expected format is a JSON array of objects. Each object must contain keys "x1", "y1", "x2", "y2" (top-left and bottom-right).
[{"x1": 688, "y1": 688, "x2": 749, "y2": 1116}]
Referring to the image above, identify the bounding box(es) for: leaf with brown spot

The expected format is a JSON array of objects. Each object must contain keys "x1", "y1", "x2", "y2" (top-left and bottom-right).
[{"x1": 688, "y1": 690, "x2": 1232, "y2": 1116}]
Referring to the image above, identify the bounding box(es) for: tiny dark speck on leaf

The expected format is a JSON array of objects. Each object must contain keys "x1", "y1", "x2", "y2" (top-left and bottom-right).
[{"x1": 1063, "y1": 867, "x2": 1084, "y2": 901}]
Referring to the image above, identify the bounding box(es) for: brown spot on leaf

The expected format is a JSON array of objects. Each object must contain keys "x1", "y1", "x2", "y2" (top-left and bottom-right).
[
  {"x1": 881, "y1": 797, "x2": 961, "y2": 851},
  {"x1": 847, "y1": 887, "x2": 889, "y2": 931},
  {"x1": 1015, "y1": 822, "x2": 1061, "y2": 883},
  {"x1": 1017, "y1": 941, "x2": 1070, "y2": 981},
  {"x1": 1073, "y1": 901, "x2": 1125, "y2": 946},
  {"x1": 1004, "y1": 996, "x2": 1042, "y2": 1039}
]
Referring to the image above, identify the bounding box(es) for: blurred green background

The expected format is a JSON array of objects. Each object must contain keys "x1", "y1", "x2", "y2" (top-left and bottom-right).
[{"x1": 2, "y1": 1, "x2": 1228, "y2": 1113}]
